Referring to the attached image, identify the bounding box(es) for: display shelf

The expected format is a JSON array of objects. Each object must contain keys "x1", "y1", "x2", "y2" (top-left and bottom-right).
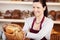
[
  {"x1": 0, "y1": 19, "x2": 25, "y2": 23},
  {"x1": 0, "y1": 1, "x2": 33, "y2": 4},
  {"x1": 0, "y1": 19, "x2": 60, "y2": 24},
  {"x1": 0, "y1": 1, "x2": 60, "y2": 6},
  {"x1": 47, "y1": 2, "x2": 60, "y2": 6},
  {"x1": 54, "y1": 21, "x2": 60, "y2": 24}
]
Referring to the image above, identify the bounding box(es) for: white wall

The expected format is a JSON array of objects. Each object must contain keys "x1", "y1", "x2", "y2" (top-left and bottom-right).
[
  {"x1": 0, "y1": 4, "x2": 60, "y2": 13},
  {"x1": 48, "y1": 5, "x2": 60, "y2": 11},
  {"x1": 0, "y1": 4, "x2": 33, "y2": 13}
]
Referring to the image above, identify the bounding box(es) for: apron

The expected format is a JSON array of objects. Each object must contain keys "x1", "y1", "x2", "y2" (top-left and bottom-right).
[{"x1": 30, "y1": 16, "x2": 47, "y2": 40}]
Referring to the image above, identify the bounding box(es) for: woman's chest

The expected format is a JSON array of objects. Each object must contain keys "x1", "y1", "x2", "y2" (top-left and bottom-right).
[{"x1": 33, "y1": 23, "x2": 41, "y2": 30}]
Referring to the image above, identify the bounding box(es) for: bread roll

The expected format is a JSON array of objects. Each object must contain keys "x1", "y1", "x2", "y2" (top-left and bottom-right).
[{"x1": 11, "y1": 10, "x2": 21, "y2": 19}]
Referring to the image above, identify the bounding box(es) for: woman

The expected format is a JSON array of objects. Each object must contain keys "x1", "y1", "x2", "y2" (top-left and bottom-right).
[{"x1": 23, "y1": 0, "x2": 54, "y2": 40}]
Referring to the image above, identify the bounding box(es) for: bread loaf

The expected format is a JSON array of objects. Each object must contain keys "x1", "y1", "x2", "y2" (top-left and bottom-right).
[{"x1": 3, "y1": 24, "x2": 24, "y2": 40}]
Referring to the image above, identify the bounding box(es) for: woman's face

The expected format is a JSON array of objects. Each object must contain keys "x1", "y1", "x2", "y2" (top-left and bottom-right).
[{"x1": 33, "y1": 2, "x2": 46, "y2": 17}]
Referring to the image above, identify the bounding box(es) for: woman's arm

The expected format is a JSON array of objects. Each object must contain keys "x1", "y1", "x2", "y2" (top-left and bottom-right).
[{"x1": 26, "y1": 19, "x2": 54, "y2": 39}]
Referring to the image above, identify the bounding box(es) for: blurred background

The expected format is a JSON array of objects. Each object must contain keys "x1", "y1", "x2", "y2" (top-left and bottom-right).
[{"x1": 0, "y1": 0, "x2": 60, "y2": 40}]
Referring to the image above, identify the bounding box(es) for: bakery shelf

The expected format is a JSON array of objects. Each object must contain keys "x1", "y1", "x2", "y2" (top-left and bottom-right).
[
  {"x1": 0, "y1": 1, "x2": 32, "y2": 4},
  {"x1": 54, "y1": 21, "x2": 60, "y2": 24},
  {"x1": 47, "y1": 2, "x2": 60, "y2": 6},
  {"x1": 0, "y1": 19, "x2": 25, "y2": 23},
  {"x1": 0, "y1": 1, "x2": 60, "y2": 6},
  {"x1": 0, "y1": 19, "x2": 60, "y2": 24}
]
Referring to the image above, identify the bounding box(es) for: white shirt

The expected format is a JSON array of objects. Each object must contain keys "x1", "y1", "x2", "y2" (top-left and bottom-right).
[{"x1": 23, "y1": 17, "x2": 54, "y2": 40}]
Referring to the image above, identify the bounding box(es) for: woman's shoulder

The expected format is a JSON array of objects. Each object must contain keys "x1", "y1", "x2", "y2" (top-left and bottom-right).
[
  {"x1": 42, "y1": 17, "x2": 54, "y2": 28},
  {"x1": 45, "y1": 17, "x2": 53, "y2": 23},
  {"x1": 43, "y1": 17, "x2": 54, "y2": 26}
]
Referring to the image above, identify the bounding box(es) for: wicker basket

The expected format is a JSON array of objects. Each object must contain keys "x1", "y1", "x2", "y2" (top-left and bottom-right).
[
  {"x1": 3, "y1": 24, "x2": 24, "y2": 40},
  {"x1": 51, "y1": 34, "x2": 60, "y2": 40}
]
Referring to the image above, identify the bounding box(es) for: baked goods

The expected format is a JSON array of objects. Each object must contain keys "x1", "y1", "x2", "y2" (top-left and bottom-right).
[
  {"x1": 0, "y1": 11, "x2": 2, "y2": 16},
  {"x1": 56, "y1": 11, "x2": 60, "y2": 21},
  {"x1": 3, "y1": 10, "x2": 33, "y2": 19},
  {"x1": 21, "y1": 10, "x2": 31, "y2": 19},
  {"x1": 46, "y1": 0, "x2": 58, "y2": 2},
  {"x1": 11, "y1": 10, "x2": 21, "y2": 19},
  {"x1": 48, "y1": 10, "x2": 56, "y2": 20},
  {"x1": 4, "y1": 10, "x2": 12, "y2": 19},
  {"x1": 0, "y1": 11, "x2": 3, "y2": 19},
  {"x1": 3, "y1": 24, "x2": 24, "y2": 40},
  {"x1": 31, "y1": 11, "x2": 34, "y2": 17}
]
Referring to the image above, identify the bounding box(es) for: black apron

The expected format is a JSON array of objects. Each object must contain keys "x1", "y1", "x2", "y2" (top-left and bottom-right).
[{"x1": 30, "y1": 16, "x2": 47, "y2": 40}]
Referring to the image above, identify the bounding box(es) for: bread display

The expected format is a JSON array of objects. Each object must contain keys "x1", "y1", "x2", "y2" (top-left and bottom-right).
[
  {"x1": 48, "y1": 10, "x2": 56, "y2": 20},
  {"x1": 0, "y1": 11, "x2": 3, "y2": 19},
  {"x1": 0, "y1": 11, "x2": 2, "y2": 16},
  {"x1": 4, "y1": 10, "x2": 12, "y2": 19},
  {"x1": 21, "y1": 10, "x2": 31, "y2": 19},
  {"x1": 56, "y1": 11, "x2": 60, "y2": 21},
  {"x1": 3, "y1": 9, "x2": 34, "y2": 19},
  {"x1": 1, "y1": 9, "x2": 35, "y2": 19},
  {"x1": 2, "y1": 9, "x2": 60, "y2": 21},
  {"x1": 3, "y1": 24, "x2": 24, "y2": 40},
  {"x1": 31, "y1": 11, "x2": 34, "y2": 17},
  {"x1": 46, "y1": 0, "x2": 58, "y2": 2},
  {"x1": 11, "y1": 10, "x2": 22, "y2": 19}
]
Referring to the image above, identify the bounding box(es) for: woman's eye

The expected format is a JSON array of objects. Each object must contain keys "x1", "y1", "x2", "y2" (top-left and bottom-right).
[
  {"x1": 37, "y1": 7, "x2": 40, "y2": 9},
  {"x1": 33, "y1": 7, "x2": 35, "y2": 8}
]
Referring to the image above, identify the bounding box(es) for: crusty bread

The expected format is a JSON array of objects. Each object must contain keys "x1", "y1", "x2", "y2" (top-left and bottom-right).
[{"x1": 4, "y1": 24, "x2": 24, "y2": 40}]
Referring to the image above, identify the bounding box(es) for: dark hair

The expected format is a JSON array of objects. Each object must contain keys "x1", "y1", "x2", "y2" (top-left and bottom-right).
[{"x1": 33, "y1": 0, "x2": 48, "y2": 17}]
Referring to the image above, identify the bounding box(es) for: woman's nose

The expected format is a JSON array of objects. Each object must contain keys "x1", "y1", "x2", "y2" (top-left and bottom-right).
[{"x1": 34, "y1": 8, "x2": 37, "y2": 12}]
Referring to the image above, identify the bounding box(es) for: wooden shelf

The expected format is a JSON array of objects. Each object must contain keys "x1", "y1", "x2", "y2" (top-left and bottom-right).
[
  {"x1": 54, "y1": 21, "x2": 60, "y2": 24},
  {"x1": 0, "y1": 19, "x2": 25, "y2": 23},
  {"x1": 0, "y1": 19, "x2": 60, "y2": 24},
  {"x1": 0, "y1": 1, "x2": 32, "y2": 4},
  {"x1": 47, "y1": 2, "x2": 60, "y2": 6},
  {"x1": 0, "y1": 1, "x2": 60, "y2": 6}
]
